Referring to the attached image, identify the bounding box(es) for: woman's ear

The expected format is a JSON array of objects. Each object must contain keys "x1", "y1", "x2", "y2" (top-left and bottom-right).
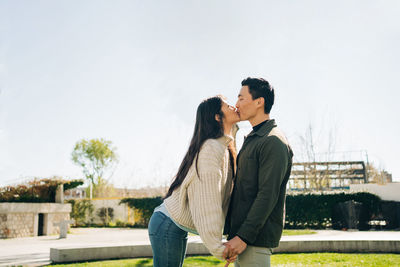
[{"x1": 215, "y1": 114, "x2": 221, "y2": 122}]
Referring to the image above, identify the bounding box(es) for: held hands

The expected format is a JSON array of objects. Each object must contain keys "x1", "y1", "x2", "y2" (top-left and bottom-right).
[
  {"x1": 222, "y1": 236, "x2": 247, "y2": 266},
  {"x1": 222, "y1": 244, "x2": 237, "y2": 267}
]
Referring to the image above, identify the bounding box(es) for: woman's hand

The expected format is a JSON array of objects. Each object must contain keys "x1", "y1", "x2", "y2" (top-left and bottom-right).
[
  {"x1": 224, "y1": 255, "x2": 237, "y2": 266},
  {"x1": 223, "y1": 243, "x2": 237, "y2": 266}
]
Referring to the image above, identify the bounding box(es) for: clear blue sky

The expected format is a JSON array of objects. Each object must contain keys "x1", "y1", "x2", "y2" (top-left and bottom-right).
[{"x1": 1, "y1": 0, "x2": 399, "y2": 188}]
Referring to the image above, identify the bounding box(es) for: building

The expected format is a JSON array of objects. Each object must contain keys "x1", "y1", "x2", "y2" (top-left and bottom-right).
[
  {"x1": 288, "y1": 161, "x2": 368, "y2": 191},
  {"x1": 0, "y1": 185, "x2": 72, "y2": 238}
]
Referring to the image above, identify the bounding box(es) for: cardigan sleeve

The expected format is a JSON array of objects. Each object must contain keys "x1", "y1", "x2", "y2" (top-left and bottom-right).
[{"x1": 187, "y1": 140, "x2": 226, "y2": 260}]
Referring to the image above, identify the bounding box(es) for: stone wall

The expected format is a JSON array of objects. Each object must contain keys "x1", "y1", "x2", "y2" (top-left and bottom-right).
[
  {"x1": 350, "y1": 182, "x2": 400, "y2": 201},
  {"x1": 0, "y1": 203, "x2": 72, "y2": 239},
  {"x1": 47, "y1": 213, "x2": 71, "y2": 235},
  {"x1": 85, "y1": 199, "x2": 134, "y2": 225},
  {"x1": 0, "y1": 213, "x2": 34, "y2": 238}
]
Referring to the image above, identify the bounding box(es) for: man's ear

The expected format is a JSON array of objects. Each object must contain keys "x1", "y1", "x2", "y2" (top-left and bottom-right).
[
  {"x1": 215, "y1": 114, "x2": 221, "y2": 122},
  {"x1": 257, "y1": 97, "x2": 265, "y2": 108}
]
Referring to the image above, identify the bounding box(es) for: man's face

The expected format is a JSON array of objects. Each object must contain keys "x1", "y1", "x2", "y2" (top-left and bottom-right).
[{"x1": 236, "y1": 86, "x2": 258, "y2": 121}]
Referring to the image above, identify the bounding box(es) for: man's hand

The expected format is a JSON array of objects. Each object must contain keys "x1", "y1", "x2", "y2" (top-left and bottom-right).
[
  {"x1": 224, "y1": 236, "x2": 247, "y2": 257},
  {"x1": 223, "y1": 243, "x2": 238, "y2": 266}
]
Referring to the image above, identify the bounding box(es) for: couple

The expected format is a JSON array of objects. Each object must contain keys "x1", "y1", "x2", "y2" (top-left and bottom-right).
[{"x1": 148, "y1": 77, "x2": 293, "y2": 267}]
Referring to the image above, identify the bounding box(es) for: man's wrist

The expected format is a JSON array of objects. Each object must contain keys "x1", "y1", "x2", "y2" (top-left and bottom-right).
[{"x1": 236, "y1": 234, "x2": 249, "y2": 245}]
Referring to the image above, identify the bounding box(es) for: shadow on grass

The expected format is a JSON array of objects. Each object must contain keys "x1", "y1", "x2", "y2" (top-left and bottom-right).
[
  {"x1": 185, "y1": 256, "x2": 223, "y2": 264},
  {"x1": 132, "y1": 256, "x2": 223, "y2": 266},
  {"x1": 132, "y1": 258, "x2": 153, "y2": 267}
]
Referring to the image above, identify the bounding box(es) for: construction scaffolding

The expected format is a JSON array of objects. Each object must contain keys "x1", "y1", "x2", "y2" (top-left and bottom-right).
[{"x1": 288, "y1": 161, "x2": 367, "y2": 191}]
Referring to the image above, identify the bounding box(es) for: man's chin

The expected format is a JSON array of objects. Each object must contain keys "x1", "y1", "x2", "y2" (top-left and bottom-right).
[{"x1": 238, "y1": 115, "x2": 246, "y2": 122}]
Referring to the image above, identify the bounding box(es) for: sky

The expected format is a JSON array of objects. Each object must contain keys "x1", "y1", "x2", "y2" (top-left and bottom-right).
[{"x1": 0, "y1": 0, "x2": 399, "y2": 188}]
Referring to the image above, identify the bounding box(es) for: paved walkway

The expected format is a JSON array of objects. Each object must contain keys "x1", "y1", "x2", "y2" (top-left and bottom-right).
[{"x1": 1, "y1": 228, "x2": 399, "y2": 266}]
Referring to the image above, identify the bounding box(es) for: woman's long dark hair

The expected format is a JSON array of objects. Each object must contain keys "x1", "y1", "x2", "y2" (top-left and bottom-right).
[{"x1": 164, "y1": 96, "x2": 236, "y2": 199}]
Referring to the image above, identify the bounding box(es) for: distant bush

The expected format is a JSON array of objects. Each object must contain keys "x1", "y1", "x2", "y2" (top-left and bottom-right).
[
  {"x1": 114, "y1": 219, "x2": 134, "y2": 228},
  {"x1": 115, "y1": 193, "x2": 385, "y2": 230},
  {"x1": 285, "y1": 192, "x2": 381, "y2": 229},
  {"x1": 120, "y1": 197, "x2": 162, "y2": 227},
  {"x1": 0, "y1": 178, "x2": 84, "y2": 203},
  {"x1": 63, "y1": 180, "x2": 85, "y2": 191},
  {"x1": 97, "y1": 207, "x2": 114, "y2": 225},
  {"x1": 66, "y1": 199, "x2": 95, "y2": 226}
]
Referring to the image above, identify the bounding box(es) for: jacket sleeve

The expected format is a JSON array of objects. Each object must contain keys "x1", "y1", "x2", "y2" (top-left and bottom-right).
[
  {"x1": 187, "y1": 141, "x2": 226, "y2": 260},
  {"x1": 236, "y1": 136, "x2": 289, "y2": 244}
]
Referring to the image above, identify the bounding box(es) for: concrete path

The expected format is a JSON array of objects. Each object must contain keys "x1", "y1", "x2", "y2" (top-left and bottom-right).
[
  {"x1": 1, "y1": 228, "x2": 399, "y2": 266},
  {"x1": 0, "y1": 228, "x2": 152, "y2": 267}
]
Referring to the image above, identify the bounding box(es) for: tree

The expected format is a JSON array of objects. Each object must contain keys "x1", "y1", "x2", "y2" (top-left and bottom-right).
[
  {"x1": 71, "y1": 138, "x2": 117, "y2": 198},
  {"x1": 367, "y1": 163, "x2": 392, "y2": 184},
  {"x1": 294, "y1": 121, "x2": 392, "y2": 191},
  {"x1": 296, "y1": 122, "x2": 337, "y2": 191}
]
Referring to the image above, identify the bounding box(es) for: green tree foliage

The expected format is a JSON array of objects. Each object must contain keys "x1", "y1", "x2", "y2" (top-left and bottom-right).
[
  {"x1": 0, "y1": 177, "x2": 83, "y2": 203},
  {"x1": 67, "y1": 199, "x2": 95, "y2": 226},
  {"x1": 120, "y1": 197, "x2": 163, "y2": 227},
  {"x1": 71, "y1": 138, "x2": 117, "y2": 198}
]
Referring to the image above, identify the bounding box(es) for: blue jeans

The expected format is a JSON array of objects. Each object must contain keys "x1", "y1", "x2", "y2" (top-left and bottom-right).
[{"x1": 148, "y1": 211, "x2": 188, "y2": 267}]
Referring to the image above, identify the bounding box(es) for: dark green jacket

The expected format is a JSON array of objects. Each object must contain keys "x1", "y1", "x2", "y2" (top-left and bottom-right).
[{"x1": 224, "y1": 119, "x2": 293, "y2": 248}]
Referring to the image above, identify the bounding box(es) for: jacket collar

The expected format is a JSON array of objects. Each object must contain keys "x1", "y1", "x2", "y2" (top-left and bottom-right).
[{"x1": 247, "y1": 119, "x2": 277, "y2": 138}]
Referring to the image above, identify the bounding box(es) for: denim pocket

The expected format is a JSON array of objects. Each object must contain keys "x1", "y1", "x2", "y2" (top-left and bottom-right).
[
  {"x1": 167, "y1": 222, "x2": 188, "y2": 239},
  {"x1": 148, "y1": 212, "x2": 166, "y2": 236}
]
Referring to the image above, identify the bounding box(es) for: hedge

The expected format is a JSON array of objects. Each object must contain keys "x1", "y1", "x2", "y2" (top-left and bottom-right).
[
  {"x1": 285, "y1": 192, "x2": 381, "y2": 229},
  {"x1": 121, "y1": 192, "x2": 383, "y2": 229},
  {"x1": 120, "y1": 197, "x2": 162, "y2": 227}
]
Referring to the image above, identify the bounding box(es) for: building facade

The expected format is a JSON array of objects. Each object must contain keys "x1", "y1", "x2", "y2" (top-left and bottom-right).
[{"x1": 0, "y1": 203, "x2": 71, "y2": 238}]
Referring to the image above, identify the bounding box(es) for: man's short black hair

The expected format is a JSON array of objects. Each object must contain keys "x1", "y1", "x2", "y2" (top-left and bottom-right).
[{"x1": 241, "y1": 77, "x2": 275, "y2": 114}]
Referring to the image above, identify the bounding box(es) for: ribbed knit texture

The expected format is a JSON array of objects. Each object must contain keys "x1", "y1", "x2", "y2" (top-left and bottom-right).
[{"x1": 164, "y1": 135, "x2": 233, "y2": 260}]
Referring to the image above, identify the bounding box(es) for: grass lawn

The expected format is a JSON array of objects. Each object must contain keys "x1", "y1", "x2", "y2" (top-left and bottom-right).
[
  {"x1": 282, "y1": 229, "x2": 317, "y2": 235},
  {"x1": 47, "y1": 253, "x2": 400, "y2": 267},
  {"x1": 188, "y1": 229, "x2": 317, "y2": 237}
]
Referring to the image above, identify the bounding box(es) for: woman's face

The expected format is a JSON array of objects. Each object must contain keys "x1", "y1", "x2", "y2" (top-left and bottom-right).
[{"x1": 220, "y1": 100, "x2": 240, "y2": 125}]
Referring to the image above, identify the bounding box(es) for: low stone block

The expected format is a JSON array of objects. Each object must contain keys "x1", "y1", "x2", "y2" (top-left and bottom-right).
[
  {"x1": 53, "y1": 220, "x2": 75, "y2": 238},
  {"x1": 50, "y1": 242, "x2": 210, "y2": 263}
]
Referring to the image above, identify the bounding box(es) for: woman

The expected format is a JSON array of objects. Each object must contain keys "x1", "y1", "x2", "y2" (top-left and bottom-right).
[{"x1": 148, "y1": 95, "x2": 240, "y2": 267}]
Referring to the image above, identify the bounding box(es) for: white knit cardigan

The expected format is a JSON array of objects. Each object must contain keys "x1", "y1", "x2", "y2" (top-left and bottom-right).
[{"x1": 164, "y1": 135, "x2": 234, "y2": 259}]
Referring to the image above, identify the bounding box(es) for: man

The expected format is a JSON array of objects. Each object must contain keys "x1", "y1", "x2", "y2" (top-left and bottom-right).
[{"x1": 223, "y1": 77, "x2": 293, "y2": 266}]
